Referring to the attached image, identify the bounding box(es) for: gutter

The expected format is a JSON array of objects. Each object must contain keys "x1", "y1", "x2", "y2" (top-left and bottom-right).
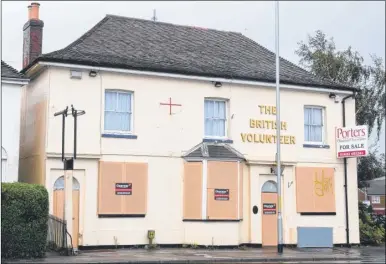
[
  {"x1": 341, "y1": 91, "x2": 356, "y2": 248},
  {"x1": 35, "y1": 61, "x2": 356, "y2": 95},
  {"x1": 1, "y1": 77, "x2": 30, "y2": 85}
]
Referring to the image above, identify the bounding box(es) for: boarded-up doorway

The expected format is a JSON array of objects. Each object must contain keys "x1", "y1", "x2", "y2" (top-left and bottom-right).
[
  {"x1": 261, "y1": 180, "x2": 278, "y2": 246},
  {"x1": 53, "y1": 176, "x2": 80, "y2": 249}
]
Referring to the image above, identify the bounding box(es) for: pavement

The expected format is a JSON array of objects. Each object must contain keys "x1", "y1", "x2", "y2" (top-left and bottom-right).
[{"x1": 3, "y1": 246, "x2": 385, "y2": 263}]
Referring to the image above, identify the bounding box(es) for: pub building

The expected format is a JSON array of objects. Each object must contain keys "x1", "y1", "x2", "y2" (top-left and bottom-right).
[{"x1": 19, "y1": 3, "x2": 360, "y2": 250}]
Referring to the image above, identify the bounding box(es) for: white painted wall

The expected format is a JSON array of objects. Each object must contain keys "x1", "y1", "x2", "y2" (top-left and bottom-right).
[
  {"x1": 1, "y1": 82, "x2": 23, "y2": 182},
  {"x1": 34, "y1": 66, "x2": 360, "y2": 246}
]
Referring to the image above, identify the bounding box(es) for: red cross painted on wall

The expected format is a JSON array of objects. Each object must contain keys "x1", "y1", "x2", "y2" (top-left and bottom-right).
[{"x1": 160, "y1": 97, "x2": 182, "y2": 115}]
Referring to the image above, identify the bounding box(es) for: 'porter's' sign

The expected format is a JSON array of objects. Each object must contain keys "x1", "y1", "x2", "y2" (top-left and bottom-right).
[
  {"x1": 336, "y1": 125, "x2": 368, "y2": 158},
  {"x1": 214, "y1": 189, "x2": 229, "y2": 201},
  {"x1": 115, "y1": 183, "x2": 132, "y2": 195}
]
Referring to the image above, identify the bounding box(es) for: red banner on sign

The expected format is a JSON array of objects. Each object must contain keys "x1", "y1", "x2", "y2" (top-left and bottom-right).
[{"x1": 338, "y1": 150, "x2": 366, "y2": 158}]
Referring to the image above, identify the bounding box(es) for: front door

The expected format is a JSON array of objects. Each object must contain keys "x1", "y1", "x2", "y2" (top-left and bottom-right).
[
  {"x1": 53, "y1": 176, "x2": 80, "y2": 249},
  {"x1": 261, "y1": 180, "x2": 278, "y2": 246}
]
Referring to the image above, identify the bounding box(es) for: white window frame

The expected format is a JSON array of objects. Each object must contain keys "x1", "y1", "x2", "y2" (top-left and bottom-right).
[
  {"x1": 304, "y1": 105, "x2": 326, "y2": 145},
  {"x1": 204, "y1": 98, "x2": 229, "y2": 139},
  {"x1": 103, "y1": 89, "x2": 134, "y2": 134},
  {"x1": 371, "y1": 196, "x2": 381, "y2": 204}
]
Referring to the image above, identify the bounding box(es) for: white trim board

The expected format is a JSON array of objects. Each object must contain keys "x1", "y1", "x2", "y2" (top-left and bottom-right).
[{"x1": 36, "y1": 62, "x2": 355, "y2": 95}]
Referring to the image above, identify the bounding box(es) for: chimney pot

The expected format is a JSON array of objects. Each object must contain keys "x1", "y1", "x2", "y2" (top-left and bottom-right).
[{"x1": 30, "y1": 2, "x2": 40, "y2": 20}]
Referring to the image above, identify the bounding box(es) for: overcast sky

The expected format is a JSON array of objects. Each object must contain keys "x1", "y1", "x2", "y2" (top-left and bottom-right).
[{"x1": 2, "y1": 1, "x2": 385, "y2": 152}]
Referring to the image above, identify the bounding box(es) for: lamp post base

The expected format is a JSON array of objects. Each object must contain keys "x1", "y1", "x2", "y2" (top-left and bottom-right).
[{"x1": 278, "y1": 244, "x2": 284, "y2": 253}]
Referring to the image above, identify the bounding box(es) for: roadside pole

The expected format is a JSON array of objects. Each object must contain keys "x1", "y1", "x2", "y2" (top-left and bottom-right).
[{"x1": 275, "y1": 0, "x2": 284, "y2": 254}]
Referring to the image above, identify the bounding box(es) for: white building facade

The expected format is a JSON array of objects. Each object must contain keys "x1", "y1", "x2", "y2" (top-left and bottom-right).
[
  {"x1": 1, "y1": 61, "x2": 29, "y2": 183},
  {"x1": 18, "y1": 5, "x2": 360, "y2": 249}
]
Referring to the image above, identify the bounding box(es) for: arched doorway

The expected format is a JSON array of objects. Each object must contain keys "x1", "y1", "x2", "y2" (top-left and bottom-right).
[
  {"x1": 53, "y1": 176, "x2": 80, "y2": 249},
  {"x1": 261, "y1": 180, "x2": 278, "y2": 246}
]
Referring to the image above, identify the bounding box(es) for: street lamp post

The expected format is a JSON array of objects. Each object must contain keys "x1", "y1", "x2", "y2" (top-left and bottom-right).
[{"x1": 275, "y1": 0, "x2": 284, "y2": 254}]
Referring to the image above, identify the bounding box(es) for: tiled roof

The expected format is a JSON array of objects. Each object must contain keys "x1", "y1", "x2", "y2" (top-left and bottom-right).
[
  {"x1": 367, "y1": 180, "x2": 385, "y2": 195},
  {"x1": 183, "y1": 142, "x2": 245, "y2": 161},
  {"x1": 24, "y1": 15, "x2": 355, "y2": 91},
  {"x1": 1, "y1": 61, "x2": 28, "y2": 79}
]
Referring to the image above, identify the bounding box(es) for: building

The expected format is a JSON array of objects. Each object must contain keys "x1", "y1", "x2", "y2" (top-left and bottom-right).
[
  {"x1": 1, "y1": 61, "x2": 29, "y2": 182},
  {"x1": 362, "y1": 177, "x2": 385, "y2": 215},
  {"x1": 19, "y1": 3, "x2": 360, "y2": 249}
]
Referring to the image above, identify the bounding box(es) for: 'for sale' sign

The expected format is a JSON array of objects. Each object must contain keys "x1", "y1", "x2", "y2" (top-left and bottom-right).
[{"x1": 336, "y1": 125, "x2": 368, "y2": 158}]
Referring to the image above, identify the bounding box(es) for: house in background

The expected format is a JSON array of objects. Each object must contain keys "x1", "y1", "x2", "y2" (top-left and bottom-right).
[
  {"x1": 365, "y1": 177, "x2": 385, "y2": 215},
  {"x1": 1, "y1": 61, "x2": 29, "y2": 182},
  {"x1": 19, "y1": 3, "x2": 360, "y2": 249}
]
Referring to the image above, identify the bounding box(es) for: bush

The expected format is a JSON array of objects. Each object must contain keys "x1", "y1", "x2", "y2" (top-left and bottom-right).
[
  {"x1": 1, "y1": 182, "x2": 49, "y2": 259},
  {"x1": 358, "y1": 202, "x2": 386, "y2": 246}
]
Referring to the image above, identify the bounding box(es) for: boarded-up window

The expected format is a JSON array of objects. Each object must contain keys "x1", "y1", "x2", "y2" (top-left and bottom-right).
[
  {"x1": 295, "y1": 167, "x2": 336, "y2": 213},
  {"x1": 183, "y1": 162, "x2": 203, "y2": 219},
  {"x1": 98, "y1": 161, "x2": 148, "y2": 216},
  {"x1": 207, "y1": 161, "x2": 240, "y2": 220}
]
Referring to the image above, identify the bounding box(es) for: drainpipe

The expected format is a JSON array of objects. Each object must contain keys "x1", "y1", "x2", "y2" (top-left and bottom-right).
[{"x1": 341, "y1": 92, "x2": 356, "y2": 248}]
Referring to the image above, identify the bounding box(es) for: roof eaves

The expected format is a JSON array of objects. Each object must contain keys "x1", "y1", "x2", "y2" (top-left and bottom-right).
[{"x1": 27, "y1": 57, "x2": 358, "y2": 92}]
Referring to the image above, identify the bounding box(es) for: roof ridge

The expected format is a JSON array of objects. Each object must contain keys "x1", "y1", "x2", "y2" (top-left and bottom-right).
[{"x1": 106, "y1": 14, "x2": 240, "y2": 35}]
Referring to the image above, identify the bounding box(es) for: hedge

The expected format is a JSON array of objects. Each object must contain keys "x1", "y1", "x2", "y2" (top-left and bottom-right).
[
  {"x1": 358, "y1": 201, "x2": 386, "y2": 245},
  {"x1": 1, "y1": 182, "x2": 49, "y2": 259}
]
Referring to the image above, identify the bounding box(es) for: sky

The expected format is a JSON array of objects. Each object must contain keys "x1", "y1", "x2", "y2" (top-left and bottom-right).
[{"x1": 1, "y1": 1, "x2": 385, "y2": 152}]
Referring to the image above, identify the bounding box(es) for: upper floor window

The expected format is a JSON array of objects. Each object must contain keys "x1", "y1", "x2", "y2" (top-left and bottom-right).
[
  {"x1": 304, "y1": 106, "x2": 324, "y2": 143},
  {"x1": 371, "y1": 196, "x2": 380, "y2": 204},
  {"x1": 204, "y1": 99, "x2": 227, "y2": 138},
  {"x1": 104, "y1": 90, "x2": 133, "y2": 133}
]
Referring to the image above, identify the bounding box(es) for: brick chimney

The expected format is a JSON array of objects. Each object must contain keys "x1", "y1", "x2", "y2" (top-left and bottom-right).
[{"x1": 23, "y1": 2, "x2": 44, "y2": 69}]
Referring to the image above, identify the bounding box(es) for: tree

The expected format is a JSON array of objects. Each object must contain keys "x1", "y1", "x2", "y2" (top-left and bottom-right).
[
  {"x1": 357, "y1": 148, "x2": 385, "y2": 187},
  {"x1": 295, "y1": 30, "x2": 385, "y2": 138},
  {"x1": 295, "y1": 30, "x2": 386, "y2": 185}
]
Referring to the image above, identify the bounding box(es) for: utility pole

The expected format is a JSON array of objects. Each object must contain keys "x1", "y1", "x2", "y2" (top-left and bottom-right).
[
  {"x1": 54, "y1": 105, "x2": 85, "y2": 254},
  {"x1": 275, "y1": 0, "x2": 284, "y2": 254}
]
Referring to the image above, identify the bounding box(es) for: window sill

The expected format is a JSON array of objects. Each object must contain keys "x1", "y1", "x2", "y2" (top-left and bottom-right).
[
  {"x1": 303, "y1": 144, "x2": 330, "y2": 149},
  {"x1": 102, "y1": 133, "x2": 138, "y2": 139},
  {"x1": 203, "y1": 138, "x2": 233, "y2": 144},
  {"x1": 98, "y1": 214, "x2": 145, "y2": 218},
  {"x1": 183, "y1": 219, "x2": 241, "y2": 222},
  {"x1": 300, "y1": 212, "x2": 336, "y2": 216}
]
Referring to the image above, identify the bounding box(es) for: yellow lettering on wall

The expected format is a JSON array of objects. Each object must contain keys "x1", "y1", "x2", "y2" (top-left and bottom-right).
[
  {"x1": 314, "y1": 170, "x2": 333, "y2": 197},
  {"x1": 253, "y1": 134, "x2": 259, "y2": 143},
  {"x1": 265, "y1": 106, "x2": 271, "y2": 115},
  {"x1": 258, "y1": 105, "x2": 265, "y2": 114},
  {"x1": 250, "y1": 119, "x2": 256, "y2": 128},
  {"x1": 272, "y1": 121, "x2": 277, "y2": 130},
  {"x1": 240, "y1": 133, "x2": 296, "y2": 144},
  {"x1": 281, "y1": 122, "x2": 287, "y2": 130},
  {"x1": 256, "y1": 120, "x2": 263, "y2": 129}
]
